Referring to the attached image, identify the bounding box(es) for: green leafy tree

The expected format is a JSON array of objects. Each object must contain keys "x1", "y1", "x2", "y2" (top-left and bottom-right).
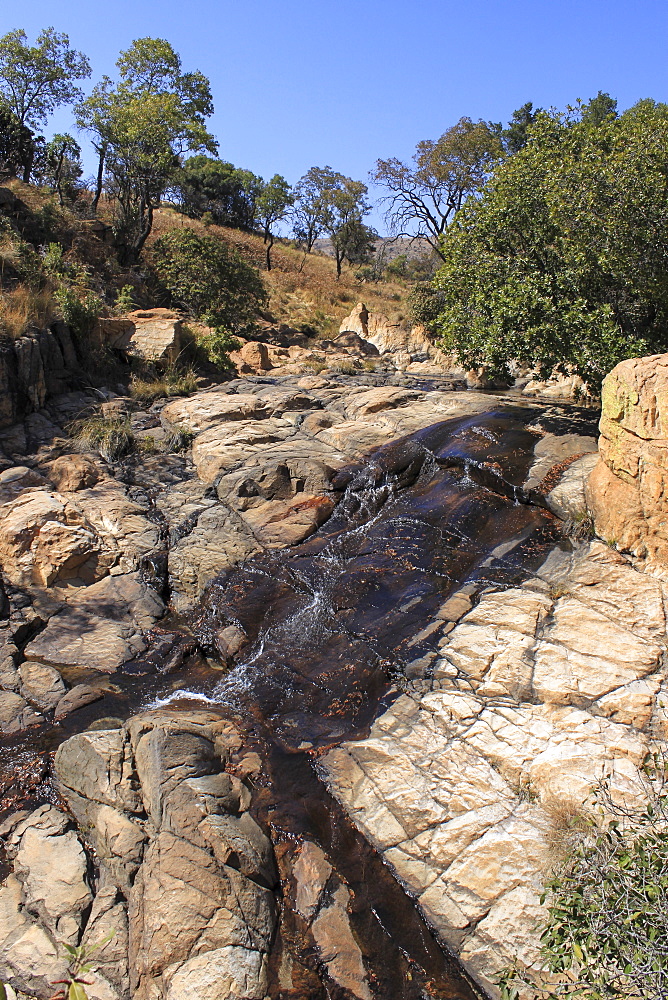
[
  {"x1": 499, "y1": 755, "x2": 668, "y2": 1000},
  {"x1": 0, "y1": 28, "x2": 90, "y2": 180},
  {"x1": 0, "y1": 104, "x2": 35, "y2": 179},
  {"x1": 37, "y1": 133, "x2": 82, "y2": 205},
  {"x1": 255, "y1": 173, "x2": 293, "y2": 270},
  {"x1": 77, "y1": 38, "x2": 216, "y2": 261},
  {"x1": 151, "y1": 228, "x2": 267, "y2": 341},
  {"x1": 581, "y1": 90, "x2": 618, "y2": 125},
  {"x1": 292, "y1": 165, "x2": 332, "y2": 251},
  {"x1": 502, "y1": 101, "x2": 543, "y2": 153},
  {"x1": 432, "y1": 104, "x2": 668, "y2": 392},
  {"x1": 304, "y1": 167, "x2": 373, "y2": 278},
  {"x1": 372, "y1": 118, "x2": 503, "y2": 258},
  {"x1": 174, "y1": 155, "x2": 261, "y2": 228}
]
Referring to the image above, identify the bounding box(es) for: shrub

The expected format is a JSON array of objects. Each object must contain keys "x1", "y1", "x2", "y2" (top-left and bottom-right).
[
  {"x1": 151, "y1": 228, "x2": 267, "y2": 337},
  {"x1": 114, "y1": 284, "x2": 137, "y2": 314},
  {"x1": 54, "y1": 286, "x2": 102, "y2": 341},
  {"x1": 130, "y1": 363, "x2": 199, "y2": 403},
  {"x1": 195, "y1": 327, "x2": 239, "y2": 369},
  {"x1": 498, "y1": 754, "x2": 668, "y2": 1000},
  {"x1": 407, "y1": 282, "x2": 446, "y2": 332}
]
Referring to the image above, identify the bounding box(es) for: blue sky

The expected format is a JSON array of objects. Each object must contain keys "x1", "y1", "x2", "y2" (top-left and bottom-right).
[{"x1": 3, "y1": 0, "x2": 667, "y2": 232}]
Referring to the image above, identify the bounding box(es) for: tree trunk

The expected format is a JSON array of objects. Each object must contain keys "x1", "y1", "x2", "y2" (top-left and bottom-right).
[
  {"x1": 91, "y1": 144, "x2": 107, "y2": 215},
  {"x1": 21, "y1": 146, "x2": 34, "y2": 184},
  {"x1": 266, "y1": 232, "x2": 274, "y2": 271}
]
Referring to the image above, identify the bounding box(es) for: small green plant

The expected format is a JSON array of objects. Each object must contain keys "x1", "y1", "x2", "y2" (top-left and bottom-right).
[
  {"x1": 55, "y1": 287, "x2": 102, "y2": 341},
  {"x1": 165, "y1": 427, "x2": 194, "y2": 453},
  {"x1": 497, "y1": 753, "x2": 668, "y2": 1000},
  {"x1": 50, "y1": 932, "x2": 115, "y2": 1000},
  {"x1": 69, "y1": 416, "x2": 135, "y2": 462},
  {"x1": 196, "y1": 327, "x2": 239, "y2": 370},
  {"x1": 331, "y1": 359, "x2": 357, "y2": 375},
  {"x1": 303, "y1": 358, "x2": 327, "y2": 374},
  {"x1": 130, "y1": 362, "x2": 198, "y2": 402},
  {"x1": 114, "y1": 284, "x2": 137, "y2": 314}
]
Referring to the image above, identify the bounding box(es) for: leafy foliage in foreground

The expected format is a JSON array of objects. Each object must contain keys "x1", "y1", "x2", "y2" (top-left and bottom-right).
[
  {"x1": 498, "y1": 754, "x2": 668, "y2": 999},
  {"x1": 433, "y1": 104, "x2": 668, "y2": 392}
]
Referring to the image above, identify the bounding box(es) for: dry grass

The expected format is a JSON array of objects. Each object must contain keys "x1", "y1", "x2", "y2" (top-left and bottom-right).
[
  {"x1": 0, "y1": 284, "x2": 56, "y2": 339},
  {"x1": 149, "y1": 207, "x2": 409, "y2": 337},
  {"x1": 130, "y1": 364, "x2": 199, "y2": 403}
]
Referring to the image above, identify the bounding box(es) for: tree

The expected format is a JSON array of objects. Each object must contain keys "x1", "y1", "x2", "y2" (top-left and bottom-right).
[
  {"x1": 372, "y1": 118, "x2": 503, "y2": 258},
  {"x1": 151, "y1": 227, "x2": 267, "y2": 338},
  {"x1": 432, "y1": 105, "x2": 668, "y2": 392},
  {"x1": 38, "y1": 133, "x2": 82, "y2": 205},
  {"x1": 501, "y1": 101, "x2": 543, "y2": 153},
  {"x1": 77, "y1": 38, "x2": 216, "y2": 261},
  {"x1": 0, "y1": 105, "x2": 35, "y2": 179},
  {"x1": 581, "y1": 89, "x2": 617, "y2": 125},
  {"x1": 0, "y1": 28, "x2": 90, "y2": 180},
  {"x1": 292, "y1": 166, "x2": 331, "y2": 251},
  {"x1": 255, "y1": 174, "x2": 293, "y2": 270},
  {"x1": 174, "y1": 155, "x2": 261, "y2": 229}
]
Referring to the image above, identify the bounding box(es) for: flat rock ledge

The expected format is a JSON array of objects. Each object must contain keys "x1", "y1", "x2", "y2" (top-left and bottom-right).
[
  {"x1": 0, "y1": 709, "x2": 278, "y2": 1000},
  {"x1": 321, "y1": 540, "x2": 668, "y2": 995}
]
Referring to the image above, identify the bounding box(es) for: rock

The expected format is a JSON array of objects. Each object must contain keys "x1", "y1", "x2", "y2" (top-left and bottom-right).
[
  {"x1": 228, "y1": 341, "x2": 271, "y2": 373},
  {"x1": 215, "y1": 625, "x2": 248, "y2": 664},
  {"x1": 23, "y1": 610, "x2": 147, "y2": 672},
  {"x1": 0, "y1": 805, "x2": 120, "y2": 1000},
  {"x1": 241, "y1": 493, "x2": 336, "y2": 547},
  {"x1": 18, "y1": 660, "x2": 66, "y2": 710},
  {"x1": 0, "y1": 690, "x2": 43, "y2": 733},
  {"x1": 523, "y1": 372, "x2": 590, "y2": 400},
  {"x1": 0, "y1": 465, "x2": 48, "y2": 503},
  {"x1": 94, "y1": 309, "x2": 182, "y2": 364},
  {"x1": 587, "y1": 354, "x2": 668, "y2": 573},
  {"x1": 52, "y1": 710, "x2": 277, "y2": 1000},
  {"x1": 161, "y1": 391, "x2": 269, "y2": 434},
  {"x1": 321, "y1": 540, "x2": 668, "y2": 994},
  {"x1": 54, "y1": 683, "x2": 104, "y2": 720},
  {"x1": 168, "y1": 503, "x2": 262, "y2": 612},
  {"x1": 545, "y1": 453, "x2": 599, "y2": 520},
  {"x1": 45, "y1": 453, "x2": 101, "y2": 492},
  {"x1": 190, "y1": 417, "x2": 296, "y2": 483},
  {"x1": 0, "y1": 327, "x2": 81, "y2": 431}
]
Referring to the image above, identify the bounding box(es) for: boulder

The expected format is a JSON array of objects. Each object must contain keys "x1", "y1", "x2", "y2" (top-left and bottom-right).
[
  {"x1": 228, "y1": 341, "x2": 271, "y2": 374},
  {"x1": 94, "y1": 309, "x2": 182, "y2": 364},
  {"x1": 587, "y1": 354, "x2": 668, "y2": 572}
]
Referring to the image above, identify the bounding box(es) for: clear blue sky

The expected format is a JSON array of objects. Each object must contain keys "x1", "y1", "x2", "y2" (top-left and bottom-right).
[{"x1": 3, "y1": 0, "x2": 667, "y2": 232}]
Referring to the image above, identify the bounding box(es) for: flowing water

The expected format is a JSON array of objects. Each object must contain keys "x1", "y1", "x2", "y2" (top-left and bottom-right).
[{"x1": 0, "y1": 405, "x2": 573, "y2": 999}]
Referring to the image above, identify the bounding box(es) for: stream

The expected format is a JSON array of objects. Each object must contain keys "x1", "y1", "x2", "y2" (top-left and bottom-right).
[{"x1": 0, "y1": 404, "x2": 576, "y2": 999}]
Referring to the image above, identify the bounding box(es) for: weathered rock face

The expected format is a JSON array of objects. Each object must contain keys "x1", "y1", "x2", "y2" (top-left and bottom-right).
[
  {"x1": 0, "y1": 326, "x2": 81, "y2": 430},
  {"x1": 322, "y1": 541, "x2": 668, "y2": 994},
  {"x1": 0, "y1": 709, "x2": 278, "y2": 1000},
  {"x1": 94, "y1": 309, "x2": 182, "y2": 364},
  {"x1": 586, "y1": 354, "x2": 668, "y2": 574},
  {"x1": 338, "y1": 302, "x2": 457, "y2": 373}
]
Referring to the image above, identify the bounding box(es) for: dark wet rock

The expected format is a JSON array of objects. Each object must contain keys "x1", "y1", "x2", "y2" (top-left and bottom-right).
[{"x1": 54, "y1": 683, "x2": 104, "y2": 720}]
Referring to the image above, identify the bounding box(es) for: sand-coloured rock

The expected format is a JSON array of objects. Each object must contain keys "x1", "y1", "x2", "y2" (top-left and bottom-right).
[{"x1": 587, "y1": 354, "x2": 668, "y2": 572}]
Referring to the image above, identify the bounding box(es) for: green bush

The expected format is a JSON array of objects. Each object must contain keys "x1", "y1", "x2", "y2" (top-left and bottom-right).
[
  {"x1": 407, "y1": 282, "x2": 446, "y2": 331},
  {"x1": 69, "y1": 416, "x2": 134, "y2": 462},
  {"x1": 498, "y1": 754, "x2": 668, "y2": 999},
  {"x1": 151, "y1": 228, "x2": 267, "y2": 338},
  {"x1": 54, "y1": 286, "x2": 102, "y2": 340},
  {"x1": 433, "y1": 104, "x2": 668, "y2": 393}
]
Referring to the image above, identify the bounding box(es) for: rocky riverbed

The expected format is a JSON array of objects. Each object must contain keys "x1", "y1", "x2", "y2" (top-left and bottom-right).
[{"x1": 1, "y1": 351, "x2": 663, "y2": 1000}]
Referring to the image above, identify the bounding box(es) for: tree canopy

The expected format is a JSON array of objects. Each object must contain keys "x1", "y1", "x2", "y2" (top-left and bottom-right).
[
  {"x1": 77, "y1": 37, "x2": 216, "y2": 261},
  {"x1": 372, "y1": 118, "x2": 503, "y2": 258},
  {"x1": 432, "y1": 104, "x2": 668, "y2": 391},
  {"x1": 0, "y1": 28, "x2": 90, "y2": 131},
  {"x1": 174, "y1": 155, "x2": 261, "y2": 229}
]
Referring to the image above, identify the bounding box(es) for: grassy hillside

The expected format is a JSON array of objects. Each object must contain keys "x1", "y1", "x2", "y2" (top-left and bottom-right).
[{"x1": 0, "y1": 180, "x2": 412, "y2": 345}]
